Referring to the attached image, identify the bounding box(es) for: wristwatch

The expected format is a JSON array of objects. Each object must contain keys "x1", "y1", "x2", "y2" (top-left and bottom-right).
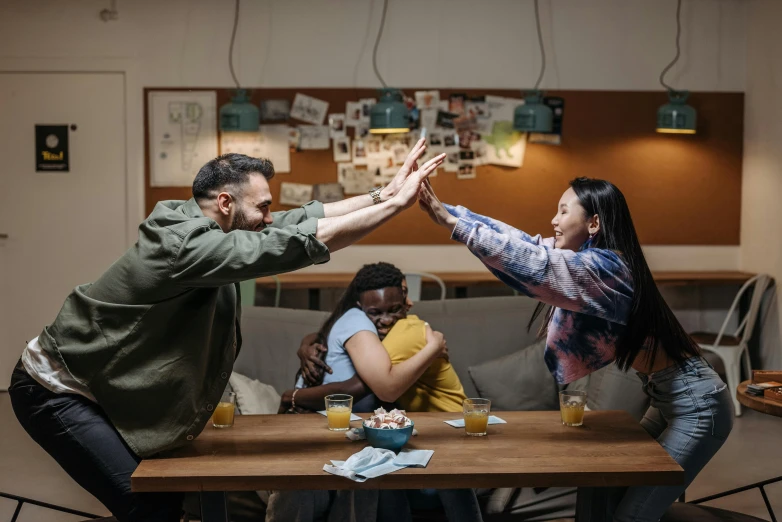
[{"x1": 369, "y1": 187, "x2": 382, "y2": 205}]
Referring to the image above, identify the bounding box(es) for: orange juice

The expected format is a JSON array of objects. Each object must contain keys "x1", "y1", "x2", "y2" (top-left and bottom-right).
[
  {"x1": 213, "y1": 402, "x2": 235, "y2": 427},
  {"x1": 327, "y1": 406, "x2": 352, "y2": 431},
  {"x1": 464, "y1": 411, "x2": 489, "y2": 436},
  {"x1": 560, "y1": 402, "x2": 585, "y2": 426}
]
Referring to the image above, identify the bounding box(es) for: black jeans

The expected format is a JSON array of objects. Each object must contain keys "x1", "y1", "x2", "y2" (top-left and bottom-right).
[{"x1": 8, "y1": 359, "x2": 183, "y2": 522}]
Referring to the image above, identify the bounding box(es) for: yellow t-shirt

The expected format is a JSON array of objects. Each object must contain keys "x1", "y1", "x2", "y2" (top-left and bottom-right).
[{"x1": 382, "y1": 315, "x2": 467, "y2": 413}]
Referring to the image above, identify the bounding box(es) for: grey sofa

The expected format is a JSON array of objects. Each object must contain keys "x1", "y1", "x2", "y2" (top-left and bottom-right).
[{"x1": 234, "y1": 296, "x2": 651, "y2": 521}]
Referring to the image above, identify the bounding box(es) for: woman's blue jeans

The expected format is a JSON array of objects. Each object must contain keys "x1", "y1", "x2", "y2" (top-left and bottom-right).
[{"x1": 580, "y1": 356, "x2": 734, "y2": 521}]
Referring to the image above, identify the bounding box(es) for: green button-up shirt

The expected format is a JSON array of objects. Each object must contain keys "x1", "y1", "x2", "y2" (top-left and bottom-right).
[{"x1": 38, "y1": 198, "x2": 329, "y2": 457}]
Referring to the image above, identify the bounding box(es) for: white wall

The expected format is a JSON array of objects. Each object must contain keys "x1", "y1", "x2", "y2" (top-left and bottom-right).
[
  {"x1": 0, "y1": 0, "x2": 746, "y2": 91},
  {"x1": 741, "y1": 0, "x2": 782, "y2": 369},
  {"x1": 0, "y1": 0, "x2": 747, "y2": 271}
]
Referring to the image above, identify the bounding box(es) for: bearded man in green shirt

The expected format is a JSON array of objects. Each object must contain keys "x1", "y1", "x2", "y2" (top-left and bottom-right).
[{"x1": 8, "y1": 139, "x2": 444, "y2": 522}]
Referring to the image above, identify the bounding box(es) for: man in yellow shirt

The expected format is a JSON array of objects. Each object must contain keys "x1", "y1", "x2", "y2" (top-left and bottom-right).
[
  {"x1": 287, "y1": 263, "x2": 467, "y2": 413},
  {"x1": 381, "y1": 313, "x2": 467, "y2": 412}
]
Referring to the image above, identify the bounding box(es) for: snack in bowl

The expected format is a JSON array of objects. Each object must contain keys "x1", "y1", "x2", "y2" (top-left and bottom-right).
[{"x1": 363, "y1": 408, "x2": 414, "y2": 451}]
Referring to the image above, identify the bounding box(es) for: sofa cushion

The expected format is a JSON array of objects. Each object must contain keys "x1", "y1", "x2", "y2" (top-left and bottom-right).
[
  {"x1": 236, "y1": 306, "x2": 328, "y2": 393},
  {"x1": 414, "y1": 296, "x2": 544, "y2": 397},
  {"x1": 468, "y1": 339, "x2": 559, "y2": 411},
  {"x1": 582, "y1": 363, "x2": 650, "y2": 422}
]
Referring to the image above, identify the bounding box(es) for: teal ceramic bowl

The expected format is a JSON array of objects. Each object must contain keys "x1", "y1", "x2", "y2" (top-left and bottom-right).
[{"x1": 363, "y1": 421, "x2": 414, "y2": 451}]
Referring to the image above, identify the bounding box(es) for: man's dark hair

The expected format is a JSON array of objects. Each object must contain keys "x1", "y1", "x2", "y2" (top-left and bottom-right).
[
  {"x1": 317, "y1": 262, "x2": 405, "y2": 343},
  {"x1": 192, "y1": 153, "x2": 275, "y2": 201}
]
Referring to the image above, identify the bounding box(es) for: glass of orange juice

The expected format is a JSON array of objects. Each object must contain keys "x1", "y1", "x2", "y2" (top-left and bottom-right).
[
  {"x1": 325, "y1": 394, "x2": 353, "y2": 431},
  {"x1": 463, "y1": 398, "x2": 491, "y2": 437},
  {"x1": 560, "y1": 390, "x2": 587, "y2": 427},
  {"x1": 212, "y1": 391, "x2": 236, "y2": 428}
]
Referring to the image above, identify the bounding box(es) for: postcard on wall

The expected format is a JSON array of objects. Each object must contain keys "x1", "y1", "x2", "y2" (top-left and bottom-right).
[
  {"x1": 279, "y1": 182, "x2": 314, "y2": 207},
  {"x1": 352, "y1": 138, "x2": 369, "y2": 166},
  {"x1": 415, "y1": 90, "x2": 440, "y2": 110},
  {"x1": 259, "y1": 125, "x2": 292, "y2": 173},
  {"x1": 444, "y1": 151, "x2": 460, "y2": 172},
  {"x1": 149, "y1": 90, "x2": 218, "y2": 187},
  {"x1": 391, "y1": 143, "x2": 409, "y2": 165},
  {"x1": 471, "y1": 140, "x2": 489, "y2": 166},
  {"x1": 338, "y1": 163, "x2": 375, "y2": 194},
  {"x1": 465, "y1": 97, "x2": 490, "y2": 120},
  {"x1": 484, "y1": 95, "x2": 525, "y2": 127},
  {"x1": 261, "y1": 99, "x2": 290, "y2": 121},
  {"x1": 365, "y1": 137, "x2": 384, "y2": 158},
  {"x1": 290, "y1": 93, "x2": 329, "y2": 125},
  {"x1": 288, "y1": 127, "x2": 301, "y2": 151},
  {"x1": 436, "y1": 110, "x2": 458, "y2": 130},
  {"x1": 457, "y1": 162, "x2": 476, "y2": 180},
  {"x1": 484, "y1": 121, "x2": 526, "y2": 168},
  {"x1": 418, "y1": 109, "x2": 438, "y2": 132},
  {"x1": 355, "y1": 123, "x2": 370, "y2": 139},
  {"x1": 328, "y1": 113, "x2": 347, "y2": 138},
  {"x1": 449, "y1": 93, "x2": 466, "y2": 116},
  {"x1": 333, "y1": 136, "x2": 352, "y2": 162},
  {"x1": 457, "y1": 150, "x2": 476, "y2": 180},
  {"x1": 345, "y1": 102, "x2": 363, "y2": 127},
  {"x1": 313, "y1": 182, "x2": 345, "y2": 203},
  {"x1": 359, "y1": 98, "x2": 376, "y2": 122},
  {"x1": 298, "y1": 125, "x2": 330, "y2": 150}
]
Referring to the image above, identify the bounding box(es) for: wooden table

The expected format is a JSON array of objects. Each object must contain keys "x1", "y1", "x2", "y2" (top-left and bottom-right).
[
  {"x1": 256, "y1": 270, "x2": 756, "y2": 290},
  {"x1": 256, "y1": 270, "x2": 756, "y2": 310},
  {"x1": 132, "y1": 411, "x2": 683, "y2": 521},
  {"x1": 737, "y1": 381, "x2": 782, "y2": 417}
]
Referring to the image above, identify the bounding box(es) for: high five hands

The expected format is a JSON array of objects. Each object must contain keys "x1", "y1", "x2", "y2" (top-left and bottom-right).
[{"x1": 418, "y1": 179, "x2": 458, "y2": 232}]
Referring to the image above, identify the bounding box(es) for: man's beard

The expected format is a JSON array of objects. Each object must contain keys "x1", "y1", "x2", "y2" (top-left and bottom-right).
[{"x1": 230, "y1": 207, "x2": 258, "y2": 232}]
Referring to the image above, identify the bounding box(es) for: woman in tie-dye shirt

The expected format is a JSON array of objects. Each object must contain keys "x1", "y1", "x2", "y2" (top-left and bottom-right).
[{"x1": 419, "y1": 177, "x2": 733, "y2": 522}]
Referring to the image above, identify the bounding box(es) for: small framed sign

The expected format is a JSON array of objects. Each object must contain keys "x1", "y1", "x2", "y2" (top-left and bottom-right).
[{"x1": 35, "y1": 125, "x2": 69, "y2": 172}]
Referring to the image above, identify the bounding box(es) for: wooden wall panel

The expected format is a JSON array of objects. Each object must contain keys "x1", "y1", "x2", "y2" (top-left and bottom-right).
[{"x1": 144, "y1": 88, "x2": 743, "y2": 245}]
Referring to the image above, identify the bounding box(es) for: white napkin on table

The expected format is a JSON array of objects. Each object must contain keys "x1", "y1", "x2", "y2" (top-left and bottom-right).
[
  {"x1": 323, "y1": 447, "x2": 434, "y2": 483},
  {"x1": 444, "y1": 415, "x2": 507, "y2": 428}
]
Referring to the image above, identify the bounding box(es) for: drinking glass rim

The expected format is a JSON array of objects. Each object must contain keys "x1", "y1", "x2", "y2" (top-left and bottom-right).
[
  {"x1": 464, "y1": 397, "x2": 491, "y2": 405},
  {"x1": 559, "y1": 390, "x2": 587, "y2": 398},
  {"x1": 325, "y1": 394, "x2": 353, "y2": 401}
]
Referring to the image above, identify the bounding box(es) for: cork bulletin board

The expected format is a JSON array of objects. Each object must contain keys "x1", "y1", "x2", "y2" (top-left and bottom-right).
[{"x1": 144, "y1": 88, "x2": 743, "y2": 245}]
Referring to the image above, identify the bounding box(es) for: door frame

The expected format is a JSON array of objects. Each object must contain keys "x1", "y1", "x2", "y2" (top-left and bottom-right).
[{"x1": 0, "y1": 58, "x2": 141, "y2": 246}]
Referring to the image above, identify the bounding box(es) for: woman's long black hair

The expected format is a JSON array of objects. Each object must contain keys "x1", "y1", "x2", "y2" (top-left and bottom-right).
[
  {"x1": 529, "y1": 177, "x2": 699, "y2": 371},
  {"x1": 317, "y1": 262, "x2": 406, "y2": 343}
]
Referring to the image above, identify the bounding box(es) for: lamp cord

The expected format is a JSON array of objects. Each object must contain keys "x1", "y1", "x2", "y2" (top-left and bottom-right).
[
  {"x1": 372, "y1": 0, "x2": 390, "y2": 88},
  {"x1": 659, "y1": 0, "x2": 683, "y2": 91},
  {"x1": 228, "y1": 0, "x2": 241, "y2": 89},
  {"x1": 533, "y1": 0, "x2": 546, "y2": 90}
]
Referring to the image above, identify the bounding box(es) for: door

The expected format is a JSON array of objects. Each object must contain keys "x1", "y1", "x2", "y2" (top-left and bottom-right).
[{"x1": 0, "y1": 72, "x2": 127, "y2": 389}]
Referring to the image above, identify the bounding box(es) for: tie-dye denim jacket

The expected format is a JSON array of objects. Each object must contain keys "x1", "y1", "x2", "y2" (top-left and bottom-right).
[{"x1": 446, "y1": 204, "x2": 634, "y2": 384}]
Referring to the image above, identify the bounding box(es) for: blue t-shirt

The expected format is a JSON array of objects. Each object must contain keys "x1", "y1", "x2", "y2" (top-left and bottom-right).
[{"x1": 296, "y1": 308, "x2": 379, "y2": 411}]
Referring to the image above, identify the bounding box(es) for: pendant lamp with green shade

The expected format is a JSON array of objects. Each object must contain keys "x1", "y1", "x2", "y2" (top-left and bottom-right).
[
  {"x1": 657, "y1": 0, "x2": 696, "y2": 134},
  {"x1": 369, "y1": 0, "x2": 409, "y2": 134},
  {"x1": 219, "y1": 0, "x2": 260, "y2": 133},
  {"x1": 514, "y1": 0, "x2": 553, "y2": 133}
]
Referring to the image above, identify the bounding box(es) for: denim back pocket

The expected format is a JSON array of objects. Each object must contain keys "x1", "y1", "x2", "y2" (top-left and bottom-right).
[{"x1": 701, "y1": 384, "x2": 733, "y2": 441}]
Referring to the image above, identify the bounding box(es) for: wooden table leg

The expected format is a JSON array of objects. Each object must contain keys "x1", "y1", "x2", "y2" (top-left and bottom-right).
[
  {"x1": 575, "y1": 486, "x2": 625, "y2": 521},
  {"x1": 200, "y1": 492, "x2": 228, "y2": 522}
]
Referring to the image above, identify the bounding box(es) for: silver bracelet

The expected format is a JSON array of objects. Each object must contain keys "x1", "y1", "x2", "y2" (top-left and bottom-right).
[{"x1": 369, "y1": 187, "x2": 382, "y2": 205}]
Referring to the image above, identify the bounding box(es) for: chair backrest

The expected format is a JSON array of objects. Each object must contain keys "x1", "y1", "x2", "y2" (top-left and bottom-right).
[
  {"x1": 240, "y1": 276, "x2": 281, "y2": 308},
  {"x1": 404, "y1": 272, "x2": 447, "y2": 301},
  {"x1": 712, "y1": 274, "x2": 772, "y2": 347}
]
